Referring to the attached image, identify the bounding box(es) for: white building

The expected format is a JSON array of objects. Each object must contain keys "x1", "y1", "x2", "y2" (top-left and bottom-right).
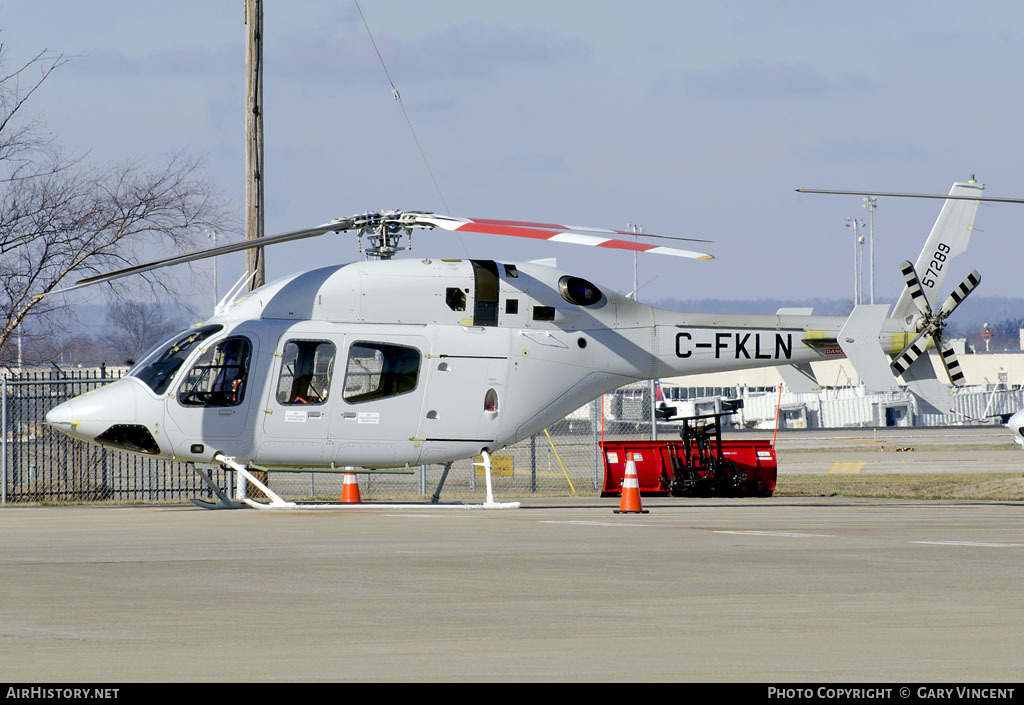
[{"x1": 658, "y1": 352, "x2": 1024, "y2": 429}]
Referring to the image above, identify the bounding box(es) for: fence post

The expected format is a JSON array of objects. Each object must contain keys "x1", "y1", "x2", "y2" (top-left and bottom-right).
[
  {"x1": 2, "y1": 374, "x2": 6, "y2": 505},
  {"x1": 591, "y1": 398, "x2": 601, "y2": 491},
  {"x1": 530, "y1": 434, "x2": 536, "y2": 493},
  {"x1": 649, "y1": 379, "x2": 658, "y2": 441}
]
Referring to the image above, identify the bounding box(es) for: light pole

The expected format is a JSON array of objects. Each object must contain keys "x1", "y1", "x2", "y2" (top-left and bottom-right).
[
  {"x1": 862, "y1": 197, "x2": 877, "y2": 304},
  {"x1": 626, "y1": 222, "x2": 642, "y2": 299},
  {"x1": 845, "y1": 217, "x2": 865, "y2": 305}
]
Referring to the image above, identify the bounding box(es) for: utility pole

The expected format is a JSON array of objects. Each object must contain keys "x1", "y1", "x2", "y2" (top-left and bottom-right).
[
  {"x1": 244, "y1": 0, "x2": 265, "y2": 291},
  {"x1": 243, "y1": 1, "x2": 268, "y2": 500}
]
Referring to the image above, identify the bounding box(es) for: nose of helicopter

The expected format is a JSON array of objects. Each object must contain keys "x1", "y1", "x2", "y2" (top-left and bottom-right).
[
  {"x1": 44, "y1": 380, "x2": 140, "y2": 445},
  {"x1": 44, "y1": 400, "x2": 76, "y2": 428}
]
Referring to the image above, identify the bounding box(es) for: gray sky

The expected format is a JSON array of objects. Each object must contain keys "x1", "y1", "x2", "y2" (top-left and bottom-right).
[{"x1": 3, "y1": 1, "x2": 1022, "y2": 312}]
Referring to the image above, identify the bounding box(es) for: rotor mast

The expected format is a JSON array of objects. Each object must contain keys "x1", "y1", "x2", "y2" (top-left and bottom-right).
[
  {"x1": 355, "y1": 212, "x2": 412, "y2": 260},
  {"x1": 244, "y1": 0, "x2": 265, "y2": 291}
]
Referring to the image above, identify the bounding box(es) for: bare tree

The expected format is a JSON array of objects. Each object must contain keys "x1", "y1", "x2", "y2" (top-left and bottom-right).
[
  {"x1": 104, "y1": 299, "x2": 187, "y2": 365},
  {"x1": 0, "y1": 46, "x2": 230, "y2": 365}
]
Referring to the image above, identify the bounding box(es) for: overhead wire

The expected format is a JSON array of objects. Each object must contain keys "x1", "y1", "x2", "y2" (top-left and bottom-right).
[
  {"x1": 354, "y1": 1, "x2": 454, "y2": 218},
  {"x1": 354, "y1": 1, "x2": 468, "y2": 258}
]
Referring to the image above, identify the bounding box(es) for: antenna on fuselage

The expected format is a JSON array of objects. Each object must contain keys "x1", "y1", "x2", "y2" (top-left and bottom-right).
[{"x1": 214, "y1": 271, "x2": 258, "y2": 317}]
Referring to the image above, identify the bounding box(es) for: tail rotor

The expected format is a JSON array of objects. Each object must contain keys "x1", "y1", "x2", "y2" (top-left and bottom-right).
[{"x1": 890, "y1": 262, "x2": 980, "y2": 387}]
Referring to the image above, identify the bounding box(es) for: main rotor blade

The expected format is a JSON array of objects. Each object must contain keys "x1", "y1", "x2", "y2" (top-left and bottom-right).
[
  {"x1": 463, "y1": 217, "x2": 713, "y2": 244},
  {"x1": 936, "y1": 270, "x2": 981, "y2": 318},
  {"x1": 796, "y1": 188, "x2": 1024, "y2": 204},
  {"x1": 899, "y1": 260, "x2": 932, "y2": 317},
  {"x1": 414, "y1": 214, "x2": 714, "y2": 260},
  {"x1": 39, "y1": 219, "x2": 354, "y2": 298}
]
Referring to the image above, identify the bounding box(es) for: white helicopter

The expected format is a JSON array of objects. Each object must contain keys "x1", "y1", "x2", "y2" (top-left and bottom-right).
[
  {"x1": 42, "y1": 180, "x2": 1000, "y2": 507},
  {"x1": 1006, "y1": 409, "x2": 1024, "y2": 451}
]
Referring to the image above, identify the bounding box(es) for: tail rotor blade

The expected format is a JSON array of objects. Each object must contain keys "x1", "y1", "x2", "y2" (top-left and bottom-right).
[
  {"x1": 938, "y1": 342, "x2": 966, "y2": 387},
  {"x1": 937, "y1": 270, "x2": 981, "y2": 318},
  {"x1": 900, "y1": 260, "x2": 932, "y2": 317},
  {"x1": 890, "y1": 325, "x2": 936, "y2": 377}
]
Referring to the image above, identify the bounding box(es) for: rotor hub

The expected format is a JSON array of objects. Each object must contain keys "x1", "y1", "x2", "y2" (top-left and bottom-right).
[{"x1": 353, "y1": 210, "x2": 414, "y2": 260}]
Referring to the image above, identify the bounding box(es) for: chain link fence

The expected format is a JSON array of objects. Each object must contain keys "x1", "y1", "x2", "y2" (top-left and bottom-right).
[
  {"x1": 267, "y1": 385, "x2": 664, "y2": 501},
  {"x1": 268, "y1": 400, "x2": 663, "y2": 503},
  {"x1": 1, "y1": 371, "x2": 229, "y2": 504},
  {"x1": 2, "y1": 371, "x2": 664, "y2": 505},
  {"x1": 4, "y1": 369, "x2": 1020, "y2": 505}
]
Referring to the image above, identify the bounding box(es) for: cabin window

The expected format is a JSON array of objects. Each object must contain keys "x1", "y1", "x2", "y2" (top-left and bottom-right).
[
  {"x1": 558, "y1": 276, "x2": 603, "y2": 306},
  {"x1": 503, "y1": 264, "x2": 518, "y2": 278},
  {"x1": 505, "y1": 299, "x2": 519, "y2": 315},
  {"x1": 276, "y1": 340, "x2": 336, "y2": 405},
  {"x1": 177, "y1": 336, "x2": 252, "y2": 407},
  {"x1": 343, "y1": 341, "x2": 421, "y2": 403},
  {"x1": 131, "y1": 324, "x2": 224, "y2": 395},
  {"x1": 533, "y1": 305, "x2": 555, "y2": 321},
  {"x1": 471, "y1": 260, "x2": 500, "y2": 327}
]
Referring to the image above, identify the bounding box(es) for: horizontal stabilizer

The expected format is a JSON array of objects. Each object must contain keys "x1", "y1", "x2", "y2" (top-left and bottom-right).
[
  {"x1": 774, "y1": 308, "x2": 819, "y2": 392},
  {"x1": 777, "y1": 363, "x2": 820, "y2": 393}
]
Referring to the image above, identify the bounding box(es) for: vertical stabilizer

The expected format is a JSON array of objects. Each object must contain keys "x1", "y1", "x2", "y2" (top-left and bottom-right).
[
  {"x1": 838, "y1": 304, "x2": 898, "y2": 392},
  {"x1": 891, "y1": 180, "x2": 983, "y2": 324}
]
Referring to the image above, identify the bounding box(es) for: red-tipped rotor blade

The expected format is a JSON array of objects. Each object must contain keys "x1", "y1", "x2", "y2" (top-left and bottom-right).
[
  {"x1": 465, "y1": 217, "x2": 713, "y2": 244},
  {"x1": 415, "y1": 215, "x2": 714, "y2": 260}
]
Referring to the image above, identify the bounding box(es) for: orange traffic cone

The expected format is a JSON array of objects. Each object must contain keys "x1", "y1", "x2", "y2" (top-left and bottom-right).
[
  {"x1": 614, "y1": 454, "x2": 648, "y2": 514},
  {"x1": 341, "y1": 473, "x2": 362, "y2": 503}
]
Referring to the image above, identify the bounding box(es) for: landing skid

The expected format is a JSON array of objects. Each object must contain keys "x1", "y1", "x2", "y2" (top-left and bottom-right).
[
  {"x1": 191, "y1": 452, "x2": 520, "y2": 511},
  {"x1": 190, "y1": 466, "x2": 245, "y2": 509}
]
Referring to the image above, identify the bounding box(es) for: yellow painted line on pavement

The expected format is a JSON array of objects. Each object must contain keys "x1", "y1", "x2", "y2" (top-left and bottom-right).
[{"x1": 828, "y1": 462, "x2": 865, "y2": 474}]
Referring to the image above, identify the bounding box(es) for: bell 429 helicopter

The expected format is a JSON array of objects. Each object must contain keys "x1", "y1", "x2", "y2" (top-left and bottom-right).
[{"x1": 42, "y1": 179, "x2": 1002, "y2": 507}]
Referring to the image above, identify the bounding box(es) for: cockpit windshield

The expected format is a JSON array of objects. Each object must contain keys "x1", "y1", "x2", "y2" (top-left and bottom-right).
[{"x1": 129, "y1": 324, "x2": 224, "y2": 395}]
